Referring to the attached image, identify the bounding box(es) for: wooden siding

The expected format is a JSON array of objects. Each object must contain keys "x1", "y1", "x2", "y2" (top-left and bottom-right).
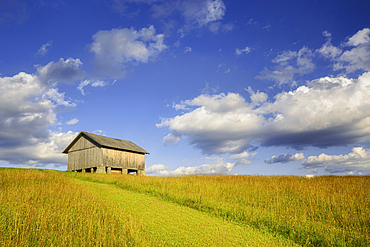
[
  {"x1": 102, "y1": 148, "x2": 145, "y2": 170},
  {"x1": 69, "y1": 136, "x2": 96, "y2": 152},
  {"x1": 67, "y1": 146, "x2": 103, "y2": 171}
]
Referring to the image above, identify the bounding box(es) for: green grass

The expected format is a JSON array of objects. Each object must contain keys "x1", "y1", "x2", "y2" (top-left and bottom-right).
[
  {"x1": 83, "y1": 180, "x2": 296, "y2": 246},
  {"x1": 72, "y1": 173, "x2": 370, "y2": 246}
]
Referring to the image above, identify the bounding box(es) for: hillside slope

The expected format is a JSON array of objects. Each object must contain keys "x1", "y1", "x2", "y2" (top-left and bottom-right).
[{"x1": 81, "y1": 179, "x2": 298, "y2": 246}]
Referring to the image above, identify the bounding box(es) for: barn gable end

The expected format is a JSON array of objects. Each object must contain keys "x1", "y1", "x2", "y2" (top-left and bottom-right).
[
  {"x1": 69, "y1": 135, "x2": 97, "y2": 152},
  {"x1": 63, "y1": 132, "x2": 148, "y2": 175}
]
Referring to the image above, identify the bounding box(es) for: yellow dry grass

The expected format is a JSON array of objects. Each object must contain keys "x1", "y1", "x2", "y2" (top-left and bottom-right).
[
  {"x1": 74, "y1": 173, "x2": 370, "y2": 246},
  {"x1": 0, "y1": 168, "x2": 143, "y2": 246}
]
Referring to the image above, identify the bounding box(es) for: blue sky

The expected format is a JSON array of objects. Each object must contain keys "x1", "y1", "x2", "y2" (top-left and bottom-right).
[{"x1": 1, "y1": 0, "x2": 370, "y2": 176}]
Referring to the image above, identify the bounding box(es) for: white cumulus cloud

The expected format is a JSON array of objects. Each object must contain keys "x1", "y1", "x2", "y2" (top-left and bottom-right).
[
  {"x1": 148, "y1": 157, "x2": 238, "y2": 176},
  {"x1": 317, "y1": 28, "x2": 370, "y2": 73},
  {"x1": 302, "y1": 147, "x2": 370, "y2": 174},
  {"x1": 316, "y1": 31, "x2": 342, "y2": 59},
  {"x1": 36, "y1": 57, "x2": 85, "y2": 85},
  {"x1": 346, "y1": 28, "x2": 370, "y2": 46},
  {"x1": 89, "y1": 25, "x2": 167, "y2": 78},
  {"x1": 334, "y1": 29, "x2": 370, "y2": 73},
  {"x1": 146, "y1": 164, "x2": 169, "y2": 174},
  {"x1": 157, "y1": 92, "x2": 264, "y2": 154},
  {"x1": 0, "y1": 70, "x2": 78, "y2": 166},
  {"x1": 157, "y1": 71, "x2": 370, "y2": 157}
]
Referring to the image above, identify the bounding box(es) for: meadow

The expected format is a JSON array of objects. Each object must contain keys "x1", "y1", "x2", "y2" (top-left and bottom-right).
[
  {"x1": 0, "y1": 168, "x2": 144, "y2": 246},
  {"x1": 0, "y1": 168, "x2": 369, "y2": 246},
  {"x1": 74, "y1": 173, "x2": 369, "y2": 246}
]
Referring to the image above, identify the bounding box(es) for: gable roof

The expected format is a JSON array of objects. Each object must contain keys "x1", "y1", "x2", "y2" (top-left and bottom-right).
[{"x1": 62, "y1": 132, "x2": 149, "y2": 154}]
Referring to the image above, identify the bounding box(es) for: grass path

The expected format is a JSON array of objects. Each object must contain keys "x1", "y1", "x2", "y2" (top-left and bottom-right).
[{"x1": 80, "y1": 179, "x2": 298, "y2": 246}]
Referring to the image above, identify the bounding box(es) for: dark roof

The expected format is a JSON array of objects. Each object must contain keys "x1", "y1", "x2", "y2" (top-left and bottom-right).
[{"x1": 62, "y1": 132, "x2": 149, "y2": 154}]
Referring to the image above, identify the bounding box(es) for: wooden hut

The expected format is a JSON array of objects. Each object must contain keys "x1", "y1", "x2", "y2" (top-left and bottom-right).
[{"x1": 62, "y1": 132, "x2": 149, "y2": 175}]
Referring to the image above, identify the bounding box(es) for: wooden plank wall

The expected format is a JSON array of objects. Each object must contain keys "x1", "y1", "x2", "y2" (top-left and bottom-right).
[
  {"x1": 69, "y1": 136, "x2": 96, "y2": 152},
  {"x1": 102, "y1": 148, "x2": 145, "y2": 170},
  {"x1": 68, "y1": 148, "x2": 103, "y2": 171}
]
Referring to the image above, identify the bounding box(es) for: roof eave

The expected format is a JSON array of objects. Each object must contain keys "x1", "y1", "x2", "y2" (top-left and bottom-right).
[
  {"x1": 62, "y1": 131, "x2": 149, "y2": 154},
  {"x1": 101, "y1": 145, "x2": 150, "y2": 154}
]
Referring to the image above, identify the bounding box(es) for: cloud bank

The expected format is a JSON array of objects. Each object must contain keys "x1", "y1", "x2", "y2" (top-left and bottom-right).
[
  {"x1": 0, "y1": 59, "x2": 80, "y2": 166},
  {"x1": 265, "y1": 153, "x2": 305, "y2": 164},
  {"x1": 146, "y1": 157, "x2": 240, "y2": 176},
  {"x1": 158, "y1": 29, "x2": 370, "y2": 169},
  {"x1": 156, "y1": 28, "x2": 370, "y2": 174},
  {"x1": 302, "y1": 147, "x2": 370, "y2": 174},
  {"x1": 158, "y1": 71, "x2": 370, "y2": 155}
]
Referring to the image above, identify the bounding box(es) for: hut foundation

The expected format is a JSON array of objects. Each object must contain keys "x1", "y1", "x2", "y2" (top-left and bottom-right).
[{"x1": 96, "y1": 166, "x2": 106, "y2": 174}]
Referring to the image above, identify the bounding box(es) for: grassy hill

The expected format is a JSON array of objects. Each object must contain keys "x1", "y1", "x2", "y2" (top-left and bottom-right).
[{"x1": 0, "y1": 168, "x2": 369, "y2": 246}]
